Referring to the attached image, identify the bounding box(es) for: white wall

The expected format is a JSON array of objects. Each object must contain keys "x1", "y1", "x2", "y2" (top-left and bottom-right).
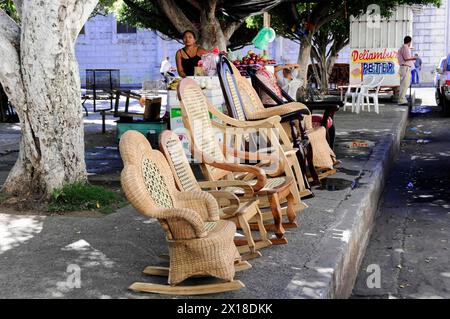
[
  {"x1": 412, "y1": 1, "x2": 448, "y2": 83},
  {"x1": 76, "y1": 14, "x2": 183, "y2": 87}
]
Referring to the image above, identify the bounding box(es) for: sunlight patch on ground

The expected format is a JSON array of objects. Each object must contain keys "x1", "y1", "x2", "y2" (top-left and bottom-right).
[{"x1": 0, "y1": 214, "x2": 44, "y2": 254}]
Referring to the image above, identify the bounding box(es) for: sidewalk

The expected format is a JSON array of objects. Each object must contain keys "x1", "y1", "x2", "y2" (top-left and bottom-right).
[{"x1": 0, "y1": 100, "x2": 409, "y2": 299}]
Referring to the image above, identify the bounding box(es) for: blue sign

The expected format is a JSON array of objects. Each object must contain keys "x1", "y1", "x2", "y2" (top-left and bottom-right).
[{"x1": 362, "y1": 62, "x2": 395, "y2": 75}]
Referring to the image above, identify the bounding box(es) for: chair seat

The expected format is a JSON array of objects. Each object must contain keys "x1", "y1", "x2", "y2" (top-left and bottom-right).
[{"x1": 202, "y1": 220, "x2": 236, "y2": 240}]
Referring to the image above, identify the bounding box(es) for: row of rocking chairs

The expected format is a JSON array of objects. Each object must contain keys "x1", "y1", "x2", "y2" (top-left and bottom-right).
[{"x1": 119, "y1": 55, "x2": 342, "y2": 295}]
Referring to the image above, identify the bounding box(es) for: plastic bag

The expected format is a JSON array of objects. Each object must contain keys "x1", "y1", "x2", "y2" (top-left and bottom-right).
[
  {"x1": 201, "y1": 53, "x2": 219, "y2": 76},
  {"x1": 252, "y1": 27, "x2": 276, "y2": 51}
]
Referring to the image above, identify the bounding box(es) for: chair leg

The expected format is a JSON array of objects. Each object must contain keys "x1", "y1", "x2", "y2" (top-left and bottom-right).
[
  {"x1": 327, "y1": 124, "x2": 336, "y2": 149},
  {"x1": 286, "y1": 192, "x2": 297, "y2": 225},
  {"x1": 267, "y1": 194, "x2": 287, "y2": 245},
  {"x1": 375, "y1": 96, "x2": 379, "y2": 114},
  {"x1": 306, "y1": 142, "x2": 320, "y2": 186},
  {"x1": 295, "y1": 144, "x2": 312, "y2": 192},
  {"x1": 254, "y1": 206, "x2": 270, "y2": 244},
  {"x1": 237, "y1": 215, "x2": 259, "y2": 258}
]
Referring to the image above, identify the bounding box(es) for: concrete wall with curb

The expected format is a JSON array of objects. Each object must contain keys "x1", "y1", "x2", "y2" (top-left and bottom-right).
[{"x1": 302, "y1": 109, "x2": 409, "y2": 298}]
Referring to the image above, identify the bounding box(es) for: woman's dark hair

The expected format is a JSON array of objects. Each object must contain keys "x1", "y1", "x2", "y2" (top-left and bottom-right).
[
  {"x1": 404, "y1": 36, "x2": 412, "y2": 44},
  {"x1": 182, "y1": 30, "x2": 197, "y2": 40}
]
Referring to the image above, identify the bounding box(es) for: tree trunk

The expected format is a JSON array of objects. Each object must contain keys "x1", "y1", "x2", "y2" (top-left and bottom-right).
[
  {"x1": 297, "y1": 34, "x2": 313, "y2": 88},
  {"x1": 199, "y1": 0, "x2": 227, "y2": 51},
  {"x1": 1, "y1": 0, "x2": 98, "y2": 198},
  {"x1": 200, "y1": 20, "x2": 227, "y2": 51},
  {"x1": 319, "y1": 52, "x2": 329, "y2": 94}
]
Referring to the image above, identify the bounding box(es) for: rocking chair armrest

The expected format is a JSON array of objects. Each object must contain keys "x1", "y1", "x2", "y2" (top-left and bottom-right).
[
  {"x1": 207, "y1": 103, "x2": 281, "y2": 128},
  {"x1": 232, "y1": 198, "x2": 260, "y2": 217},
  {"x1": 278, "y1": 111, "x2": 305, "y2": 123},
  {"x1": 221, "y1": 144, "x2": 284, "y2": 177},
  {"x1": 282, "y1": 101, "x2": 312, "y2": 114},
  {"x1": 156, "y1": 207, "x2": 207, "y2": 239},
  {"x1": 304, "y1": 101, "x2": 341, "y2": 113},
  {"x1": 206, "y1": 190, "x2": 241, "y2": 215},
  {"x1": 201, "y1": 152, "x2": 267, "y2": 192},
  {"x1": 175, "y1": 191, "x2": 220, "y2": 222},
  {"x1": 197, "y1": 180, "x2": 254, "y2": 198}
]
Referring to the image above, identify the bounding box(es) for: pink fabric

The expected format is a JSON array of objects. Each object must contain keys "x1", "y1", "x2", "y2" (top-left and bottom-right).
[
  {"x1": 398, "y1": 45, "x2": 414, "y2": 68},
  {"x1": 312, "y1": 114, "x2": 333, "y2": 129},
  {"x1": 255, "y1": 68, "x2": 283, "y2": 105}
]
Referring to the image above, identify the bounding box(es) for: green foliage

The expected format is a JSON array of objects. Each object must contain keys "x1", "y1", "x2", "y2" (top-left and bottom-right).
[
  {"x1": 0, "y1": 0, "x2": 19, "y2": 21},
  {"x1": 96, "y1": 0, "x2": 258, "y2": 49},
  {"x1": 48, "y1": 182, "x2": 126, "y2": 214},
  {"x1": 0, "y1": 192, "x2": 11, "y2": 204},
  {"x1": 269, "y1": 0, "x2": 441, "y2": 42}
]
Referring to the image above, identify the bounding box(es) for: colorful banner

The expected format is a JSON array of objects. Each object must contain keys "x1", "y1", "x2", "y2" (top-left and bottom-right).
[{"x1": 350, "y1": 48, "x2": 400, "y2": 86}]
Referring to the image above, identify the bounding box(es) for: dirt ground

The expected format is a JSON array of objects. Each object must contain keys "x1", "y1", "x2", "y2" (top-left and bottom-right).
[{"x1": 0, "y1": 126, "x2": 123, "y2": 218}]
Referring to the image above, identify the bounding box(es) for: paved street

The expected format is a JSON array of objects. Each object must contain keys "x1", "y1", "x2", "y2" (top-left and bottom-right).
[
  {"x1": 352, "y1": 88, "x2": 450, "y2": 299},
  {"x1": 0, "y1": 96, "x2": 409, "y2": 298}
]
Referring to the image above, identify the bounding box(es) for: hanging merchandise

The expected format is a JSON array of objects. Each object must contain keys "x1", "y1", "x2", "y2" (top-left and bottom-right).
[{"x1": 252, "y1": 27, "x2": 276, "y2": 51}]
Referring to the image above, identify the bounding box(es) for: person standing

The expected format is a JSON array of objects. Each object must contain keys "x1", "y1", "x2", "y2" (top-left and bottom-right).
[
  {"x1": 397, "y1": 36, "x2": 417, "y2": 105},
  {"x1": 412, "y1": 53, "x2": 422, "y2": 84},
  {"x1": 160, "y1": 57, "x2": 175, "y2": 84}
]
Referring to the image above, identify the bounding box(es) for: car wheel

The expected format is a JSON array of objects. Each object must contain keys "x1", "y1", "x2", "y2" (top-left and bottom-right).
[{"x1": 435, "y1": 88, "x2": 442, "y2": 106}]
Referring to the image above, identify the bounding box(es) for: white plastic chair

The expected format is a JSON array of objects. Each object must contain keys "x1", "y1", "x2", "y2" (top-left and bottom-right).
[
  {"x1": 342, "y1": 85, "x2": 358, "y2": 111},
  {"x1": 343, "y1": 76, "x2": 374, "y2": 113},
  {"x1": 358, "y1": 76, "x2": 384, "y2": 114}
]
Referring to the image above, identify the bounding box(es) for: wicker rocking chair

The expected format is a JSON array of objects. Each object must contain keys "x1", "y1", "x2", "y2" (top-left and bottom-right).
[
  {"x1": 217, "y1": 55, "x2": 339, "y2": 185},
  {"x1": 159, "y1": 130, "x2": 272, "y2": 259},
  {"x1": 119, "y1": 130, "x2": 250, "y2": 295},
  {"x1": 177, "y1": 78, "x2": 299, "y2": 245}
]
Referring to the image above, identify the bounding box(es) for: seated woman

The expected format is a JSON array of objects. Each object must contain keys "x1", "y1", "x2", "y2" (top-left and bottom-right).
[
  {"x1": 256, "y1": 64, "x2": 302, "y2": 105},
  {"x1": 175, "y1": 30, "x2": 208, "y2": 78},
  {"x1": 254, "y1": 64, "x2": 333, "y2": 130},
  {"x1": 275, "y1": 64, "x2": 303, "y2": 100}
]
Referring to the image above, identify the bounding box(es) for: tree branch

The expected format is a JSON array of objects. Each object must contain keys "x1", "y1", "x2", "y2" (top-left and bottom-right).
[
  {"x1": 0, "y1": 9, "x2": 25, "y2": 108},
  {"x1": 156, "y1": 0, "x2": 196, "y2": 34},
  {"x1": 184, "y1": 0, "x2": 201, "y2": 11},
  {"x1": 74, "y1": 0, "x2": 98, "y2": 30},
  {"x1": 223, "y1": 20, "x2": 242, "y2": 40},
  {"x1": 0, "y1": 8, "x2": 20, "y2": 49},
  {"x1": 60, "y1": 0, "x2": 98, "y2": 42}
]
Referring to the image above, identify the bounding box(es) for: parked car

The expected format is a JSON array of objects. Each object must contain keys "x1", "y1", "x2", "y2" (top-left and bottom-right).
[{"x1": 435, "y1": 55, "x2": 450, "y2": 116}]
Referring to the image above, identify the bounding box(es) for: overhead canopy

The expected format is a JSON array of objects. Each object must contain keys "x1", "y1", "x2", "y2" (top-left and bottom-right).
[{"x1": 219, "y1": 0, "x2": 285, "y2": 21}]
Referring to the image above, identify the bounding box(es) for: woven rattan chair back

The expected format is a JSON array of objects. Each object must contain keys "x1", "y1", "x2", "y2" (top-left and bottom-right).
[
  {"x1": 217, "y1": 55, "x2": 249, "y2": 122},
  {"x1": 177, "y1": 78, "x2": 230, "y2": 181},
  {"x1": 159, "y1": 130, "x2": 201, "y2": 192},
  {"x1": 119, "y1": 130, "x2": 183, "y2": 239}
]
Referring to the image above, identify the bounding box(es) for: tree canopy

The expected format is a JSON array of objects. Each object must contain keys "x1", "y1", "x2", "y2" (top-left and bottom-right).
[
  {"x1": 97, "y1": 0, "x2": 282, "y2": 50},
  {"x1": 269, "y1": 0, "x2": 441, "y2": 44}
]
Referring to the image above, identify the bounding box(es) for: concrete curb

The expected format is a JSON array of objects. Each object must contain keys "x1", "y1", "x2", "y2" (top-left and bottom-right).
[{"x1": 298, "y1": 109, "x2": 409, "y2": 298}]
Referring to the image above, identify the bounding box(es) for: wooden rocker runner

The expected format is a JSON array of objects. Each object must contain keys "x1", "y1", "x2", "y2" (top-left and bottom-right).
[
  {"x1": 177, "y1": 78, "x2": 299, "y2": 244},
  {"x1": 159, "y1": 130, "x2": 272, "y2": 259},
  {"x1": 119, "y1": 130, "x2": 249, "y2": 295}
]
